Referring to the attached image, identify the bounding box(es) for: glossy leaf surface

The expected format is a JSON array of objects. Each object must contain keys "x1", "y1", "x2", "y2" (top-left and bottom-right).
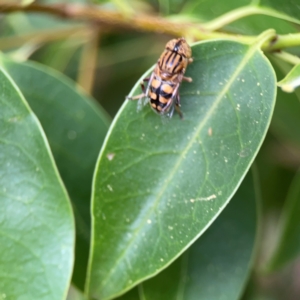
[
  {"x1": 87, "y1": 40, "x2": 276, "y2": 299},
  {"x1": 267, "y1": 170, "x2": 300, "y2": 270},
  {"x1": 141, "y1": 172, "x2": 257, "y2": 300},
  {"x1": 0, "y1": 65, "x2": 74, "y2": 299},
  {"x1": 0, "y1": 54, "x2": 110, "y2": 289}
]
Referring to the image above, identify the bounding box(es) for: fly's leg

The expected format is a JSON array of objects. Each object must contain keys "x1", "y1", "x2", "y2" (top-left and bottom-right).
[
  {"x1": 175, "y1": 91, "x2": 183, "y2": 119},
  {"x1": 178, "y1": 70, "x2": 192, "y2": 83},
  {"x1": 126, "y1": 77, "x2": 150, "y2": 100},
  {"x1": 126, "y1": 76, "x2": 153, "y2": 112},
  {"x1": 175, "y1": 103, "x2": 183, "y2": 119},
  {"x1": 126, "y1": 93, "x2": 145, "y2": 100},
  {"x1": 177, "y1": 93, "x2": 181, "y2": 107},
  {"x1": 183, "y1": 76, "x2": 192, "y2": 82},
  {"x1": 140, "y1": 77, "x2": 150, "y2": 94}
]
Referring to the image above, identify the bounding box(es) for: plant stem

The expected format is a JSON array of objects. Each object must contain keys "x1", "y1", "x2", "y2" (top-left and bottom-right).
[
  {"x1": 202, "y1": 5, "x2": 299, "y2": 31},
  {"x1": 254, "y1": 29, "x2": 276, "y2": 49},
  {"x1": 267, "y1": 33, "x2": 300, "y2": 51},
  {"x1": 77, "y1": 29, "x2": 100, "y2": 93},
  {"x1": 271, "y1": 51, "x2": 300, "y2": 65}
]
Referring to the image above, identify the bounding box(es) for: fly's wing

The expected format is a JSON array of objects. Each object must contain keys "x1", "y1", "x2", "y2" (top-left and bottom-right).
[
  {"x1": 159, "y1": 103, "x2": 175, "y2": 124},
  {"x1": 157, "y1": 100, "x2": 175, "y2": 125},
  {"x1": 161, "y1": 82, "x2": 179, "y2": 118},
  {"x1": 137, "y1": 95, "x2": 149, "y2": 112},
  {"x1": 137, "y1": 72, "x2": 154, "y2": 112},
  {"x1": 166, "y1": 102, "x2": 175, "y2": 118}
]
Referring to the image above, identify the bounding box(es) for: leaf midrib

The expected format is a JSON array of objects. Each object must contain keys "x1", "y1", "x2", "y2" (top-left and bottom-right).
[{"x1": 92, "y1": 41, "x2": 260, "y2": 298}]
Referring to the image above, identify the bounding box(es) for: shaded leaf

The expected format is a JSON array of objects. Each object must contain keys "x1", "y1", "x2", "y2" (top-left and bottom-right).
[
  {"x1": 226, "y1": 14, "x2": 298, "y2": 36},
  {"x1": 0, "y1": 54, "x2": 111, "y2": 289},
  {"x1": 255, "y1": 133, "x2": 296, "y2": 211},
  {"x1": 0, "y1": 64, "x2": 74, "y2": 299},
  {"x1": 277, "y1": 63, "x2": 300, "y2": 93},
  {"x1": 182, "y1": 0, "x2": 249, "y2": 21},
  {"x1": 140, "y1": 171, "x2": 257, "y2": 300},
  {"x1": 269, "y1": 56, "x2": 300, "y2": 149},
  {"x1": 115, "y1": 287, "x2": 140, "y2": 300},
  {"x1": 181, "y1": 0, "x2": 299, "y2": 34},
  {"x1": 260, "y1": 0, "x2": 300, "y2": 23},
  {"x1": 0, "y1": 11, "x2": 85, "y2": 56},
  {"x1": 267, "y1": 170, "x2": 300, "y2": 270},
  {"x1": 86, "y1": 39, "x2": 276, "y2": 299},
  {"x1": 33, "y1": 39, "x2": 83, "y2": 76}
]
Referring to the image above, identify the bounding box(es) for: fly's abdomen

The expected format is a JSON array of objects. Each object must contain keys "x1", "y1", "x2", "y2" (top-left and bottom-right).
[{"x1": 148, "y1": 76, "x2": 175, "y2": 114}]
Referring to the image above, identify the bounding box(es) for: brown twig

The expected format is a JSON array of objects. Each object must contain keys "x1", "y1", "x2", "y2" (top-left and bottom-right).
[
  {"x1": 2, "y1": 2, "x2": 300, "y2": 51},
  {"x1": 0, "y1": 3, "x2": 191, "y2": 35},
  {"x1": 0, "y1": 2, "x2": 253, "y2": 42},
  {"x1": 77, "y1": 29, "x2": 100, "y2": 93}
]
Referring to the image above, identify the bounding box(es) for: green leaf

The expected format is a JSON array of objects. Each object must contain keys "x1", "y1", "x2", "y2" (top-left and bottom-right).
[
  {"x1": 182, "y1": 0, "x2": 249, "y2": 21},
  {"x1": 269, "y1": 56, "x2": 300, "y2": 149},
  {"x1": 181, "y1": 1, "x2": 299, "y2": 34},
  {"x1": 255, "y1": 133, "x2": 295, "y2": 210},
  {"x1": 35, "y1": 40, "x2": 82, "y2": 77},
  {"x1": 0, "y1": 12, "x2": 85, "y2": 54},
  {"x1": 260, "y1": 0, "x2": 300, "y2": 23},
  {"x1": 225, "y1": 13, "x2": 298, "y2": 36},
  {"x1": 86, "y1": 39, "x2": 276, "y2": 300},
  {"x1": 277, "y1": 64, "x2": 300, "y2": 93},
  {"x1": 3, "y1": 12, "x2": 75, "y2": 39},
  {"x1": 267, "y1": 170, "x2": 300, "y2": 270},
  {"x1": 0, "y1": 65, "x2": 74, "y2": 298},
  {"x1": 0, "y1": 54, "x2": 110, "y2": 289},
  {"x1": 140, "y1": 171, "x2": 257, "y2": 300}
]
